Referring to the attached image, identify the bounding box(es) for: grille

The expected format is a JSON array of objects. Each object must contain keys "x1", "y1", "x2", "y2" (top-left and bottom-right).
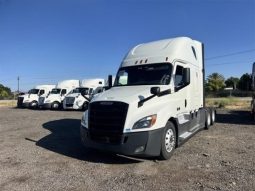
[
  {"x1": 39, "y1": 97, "x2": 45, "y2": 105},
  {"x1": 17, "y1": 97, "x2": 24, "y2": 107},
  {"x1": 88, "y1": 101, "x2": 129, "y2": 144},
  {"x1": 65, "y1": 97, "x2": 75, "y2": 105}
]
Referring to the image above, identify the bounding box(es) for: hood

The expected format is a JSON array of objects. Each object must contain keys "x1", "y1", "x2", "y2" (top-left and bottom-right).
[
  {"x1": 66, "y1": 93, "x2": 81, "y2": 97},
  {"x1": 92, "y1": 85, "x2": 167, "y2": 104}
]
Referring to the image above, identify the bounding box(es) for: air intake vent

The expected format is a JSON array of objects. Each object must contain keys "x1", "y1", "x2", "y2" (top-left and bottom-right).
[{"x1": 88, "y1": 101, "x2": 129, "y2": 144}]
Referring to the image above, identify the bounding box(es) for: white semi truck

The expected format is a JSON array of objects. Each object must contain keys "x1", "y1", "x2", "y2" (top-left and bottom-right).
[
  {"x1": 80, "y1": 37, "x2": 216, "y2": 160},
  {"x1": 17, "y1": 85, "x2": 55, "y2": 109},
  {"x1": 63, "y1": 79, "x2": 104, "y2": 110},
  {"x1": 38, "y1": 80, "x2": 79, "y2": 109},
  {"x1": 251, "y1": 62, "x2": 255, "y2": 120}
]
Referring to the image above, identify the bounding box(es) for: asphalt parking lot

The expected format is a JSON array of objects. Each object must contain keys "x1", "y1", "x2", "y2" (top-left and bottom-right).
[{"x1": 0, "y1": 107, "x2": 254, "y2": 191}]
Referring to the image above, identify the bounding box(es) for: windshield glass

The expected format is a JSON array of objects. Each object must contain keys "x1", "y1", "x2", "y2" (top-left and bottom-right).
[
  {"x1": 73, "y1": 88, "x2": 89, "y2": 95},
  {"x1": 28, "y1": 89, "x2": 40, "y2": 94},
  {"x1": 50, "y1": 88, "x2": 61, "y2": 94},
  {"x1": 114, "y1": 63, "x2": 172, "y2": 86}
]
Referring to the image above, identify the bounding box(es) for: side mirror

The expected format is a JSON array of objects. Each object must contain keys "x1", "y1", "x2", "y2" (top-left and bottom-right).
[
  {"x1": 151, "y1": 87, "x2": 160, "y2": 96},
  {"x1": 108, "y1": 75, "x2": 113, "y2": 89}
]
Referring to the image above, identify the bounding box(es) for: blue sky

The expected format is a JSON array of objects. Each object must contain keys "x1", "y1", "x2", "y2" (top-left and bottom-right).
[{"x1": 0, "y1": 0, "x2": 255, "y2": 91}]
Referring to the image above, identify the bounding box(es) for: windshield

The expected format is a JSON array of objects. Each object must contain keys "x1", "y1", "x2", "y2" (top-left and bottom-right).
[
  {"x1": 28, "y1": 89, "x2": 40, "y2": 94},
  {"x1": 73, "y1": 88, "x2": 89, "y2": 95},
  {"x1": 50, "y1": 88, "x2": 61, "y2": 94},
  {"x1": 114, "y1": 63, "x2": 172, "y2": 86}
]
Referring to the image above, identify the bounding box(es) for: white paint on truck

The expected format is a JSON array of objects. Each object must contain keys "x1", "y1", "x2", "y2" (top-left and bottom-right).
[{"x1": 80, "y1": 37, "x2": 215, "y2": 159}]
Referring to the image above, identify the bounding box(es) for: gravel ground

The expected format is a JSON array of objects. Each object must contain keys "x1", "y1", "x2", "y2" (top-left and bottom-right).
[{"x1": 0, "y1": 107, "x2": 254, "y2": 191}]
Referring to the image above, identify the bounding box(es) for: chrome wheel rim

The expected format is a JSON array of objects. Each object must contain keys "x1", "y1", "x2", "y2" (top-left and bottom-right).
[
  {"x1": 207, "y1": 113, "x2": 211, "y2": 125},
  {"x1": 53, "y1": 103, "x2": 58, "y2": 108},
  {"x1": 165, "y1": 129, "x2": 175, "y2": 153},
  {"x1": 212, "y1": 111, "x2": 215, "y2": 122}
]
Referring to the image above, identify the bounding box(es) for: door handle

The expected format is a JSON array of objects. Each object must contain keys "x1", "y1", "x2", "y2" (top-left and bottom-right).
[{"x1": 185, "y1": 99, "x2": 187, "y2": 107}]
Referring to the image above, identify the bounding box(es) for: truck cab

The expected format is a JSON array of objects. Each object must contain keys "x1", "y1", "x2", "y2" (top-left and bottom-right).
[
  {"x1": 80, "y1": 37, "x2": 215, "y2": 159},
  {"x1": 17, "y1": 85, "x2": 55, "y2": 109},
  {"x1": 39, "y1": 80, "x2": 79, "y2": 109},
  {"x1": 63, "y1": 79, "x2": 104, "y2": 110}
]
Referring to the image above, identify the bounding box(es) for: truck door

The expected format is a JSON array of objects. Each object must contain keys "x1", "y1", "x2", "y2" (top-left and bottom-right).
[
  {"x1": 60, "y1": 89, "x2": 67, "y2": 101},
  {"x1": 173, "y1": 62, "x2": 191, "y2": 135}
]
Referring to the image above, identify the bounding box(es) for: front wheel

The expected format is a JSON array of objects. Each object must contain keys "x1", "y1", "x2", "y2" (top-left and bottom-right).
[
  {"x1": 29, "y1": 101, "x2": 38, "y2": 109},
  {"x1": 51, "y1": 101, "x2": 60, "y2": 110},
  {"x1": 82, "y1": 102, "x2": 88, "y2": 111},
  {"x1": 159, "y1": 122, "x2": 176, "y2": 160}
]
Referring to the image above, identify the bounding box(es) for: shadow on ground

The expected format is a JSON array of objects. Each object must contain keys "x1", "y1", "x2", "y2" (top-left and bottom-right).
[
  {"x1": 216, "y1": 109, "x2": 255, "y2": 125},
  {"x1": 29, "y1": 119, "x2": 142, "y2": 164}
]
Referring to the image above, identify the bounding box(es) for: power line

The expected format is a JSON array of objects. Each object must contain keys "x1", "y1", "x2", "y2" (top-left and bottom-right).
[
  {"x1": 205, "y1": 49, "x2": 255, "y2": 60},
  {"x1": 207, "y1": 59, "x2": 255, "y2": 67}
]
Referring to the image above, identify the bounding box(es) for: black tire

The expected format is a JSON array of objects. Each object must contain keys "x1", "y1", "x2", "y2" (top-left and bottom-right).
[
  {"x1": 29, "y1": 101, "x2": 38, "y2": 109},
  {"x1": 205, "y1": 109, "x2": 211, "y2": 130},
  {"x1": 159, "y1": 122, "x2": 176, "y2": 160},
  {"x1": 82, "y1": 102, "x2": 88, "y2": 111},
  {"x1": 51, "y1": 101, "x2": 60, "y2": 110}
]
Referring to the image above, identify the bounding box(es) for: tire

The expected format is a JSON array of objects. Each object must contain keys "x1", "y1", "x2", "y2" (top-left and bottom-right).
[
  {"x1": 51, "y1": 101, "x2": 60, "y2": 110},
  {"x1": 205, "y1": 109, "x2": 211, "y2": 130},
  {"x1": 29, "y1": 101, "x2": 38, "y2": 109},
  {"x1": 82, "y1": 102, "x2": 88, "y2": 111},
  {"x1": 159, "y1": 122, "x2": 176, "y2": 160},
  {"x1": 210, "y1": 108, "x2": 216, "y2": 125}
]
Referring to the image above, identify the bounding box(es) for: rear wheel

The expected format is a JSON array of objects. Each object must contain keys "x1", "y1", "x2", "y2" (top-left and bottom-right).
[
  {"x1": 159, "y1": 122, "x2": 176, "y2": 160},
  {"x1": 51, "y1": 101, "x2": 60, "y2": 110}
]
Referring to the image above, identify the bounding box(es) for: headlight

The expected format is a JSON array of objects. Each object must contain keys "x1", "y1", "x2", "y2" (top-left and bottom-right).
[
  {"x1": 132, "y1": 115, "x2": 157, "y2": 129},
  {"x1": 81, "y1": 111, "x2": 88, "y2": 128}
]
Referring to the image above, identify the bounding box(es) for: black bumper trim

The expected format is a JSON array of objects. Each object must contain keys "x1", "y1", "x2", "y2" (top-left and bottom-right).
[{"x1": 80, "y1": 125, "x2": 164, "y2": 157}]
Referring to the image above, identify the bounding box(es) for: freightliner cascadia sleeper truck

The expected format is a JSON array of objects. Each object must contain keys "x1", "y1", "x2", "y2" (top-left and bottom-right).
[
  {"x1": 63, "y1": 78, "x2": 105, "y2": 110},
  {"x1": 80, "y1": 37, "x2": 216, "y2": 160},
  {"x1": 17, "y1": 85, "x2": 55, "y2": 109},
  {"x1": 39, "y1": 80, "x2": 79, "y2": 109}
]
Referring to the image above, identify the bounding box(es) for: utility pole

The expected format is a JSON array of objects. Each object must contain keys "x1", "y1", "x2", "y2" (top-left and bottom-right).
[{"x1": 17, "y1": 76, "x2": 20, "y2": 95}]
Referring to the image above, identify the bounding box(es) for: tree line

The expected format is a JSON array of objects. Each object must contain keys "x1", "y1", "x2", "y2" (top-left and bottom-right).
[
  {"x1": 0, "y1": 84, "x2": 13, "y2": 99},
  {"x1": 205, "y1": 73, "x2": 252, "y2": 92}
]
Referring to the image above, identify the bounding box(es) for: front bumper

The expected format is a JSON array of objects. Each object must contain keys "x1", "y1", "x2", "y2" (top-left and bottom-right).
[
  {"x1": 80, "y1": 125, "x2": 164, "y2": 157},
  {"x1": 39, "y1": 103, "x2": 52, "y2": 109},
  {"x1": 21, "y1": 102, "x2": 30, "y2": 108}
]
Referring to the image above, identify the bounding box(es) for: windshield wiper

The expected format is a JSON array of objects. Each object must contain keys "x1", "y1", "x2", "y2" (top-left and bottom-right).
[{"x1": 138, "y1": 88, "x2": 171, "y2": 107}]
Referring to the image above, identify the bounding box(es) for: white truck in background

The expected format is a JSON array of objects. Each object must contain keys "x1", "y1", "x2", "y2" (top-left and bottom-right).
[
  {"x1": 63, "y1": 79, "x2": 105, "y2": 110},
  {"x1": 17, "y1": 85, "x2": 55, "y2": 109},
  {"x1": 251, "y1": 62, "x2": 255, "y2": 120},
  {"x1": 38, "y1": 80, "x2": 79, "y2": 109},
  {"x1": 81, "y1": 37, "x2": 216, "y2": 160}
]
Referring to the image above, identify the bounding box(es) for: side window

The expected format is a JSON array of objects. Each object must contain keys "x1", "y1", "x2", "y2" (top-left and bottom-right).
[
  {"x1": 39, "y1": 90, "x2": 45, "y2": 95},
  {"x1": 175, "y1": 65, "x2": 184, "y2": 87},
  {"x1": 61, "y1": 89, "x2": 67, "y2": 95}
]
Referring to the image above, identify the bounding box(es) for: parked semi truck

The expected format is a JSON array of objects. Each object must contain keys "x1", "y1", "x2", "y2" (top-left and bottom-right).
[
  {"x1": 80, "y1": 37, "x2": 216, "y2": 160},
  {"x1": 38, "y1": 80, "x2": 79, "y2": 109},
  {"x1": 251, "y1": 62, "x2": 255, "y2": 120},
  {"x1": 17, "y1": 85, "x2": 55, "y2": 109},
  {"x1": 63, "y1": 79, "x2": 104, "y2": 110}
]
